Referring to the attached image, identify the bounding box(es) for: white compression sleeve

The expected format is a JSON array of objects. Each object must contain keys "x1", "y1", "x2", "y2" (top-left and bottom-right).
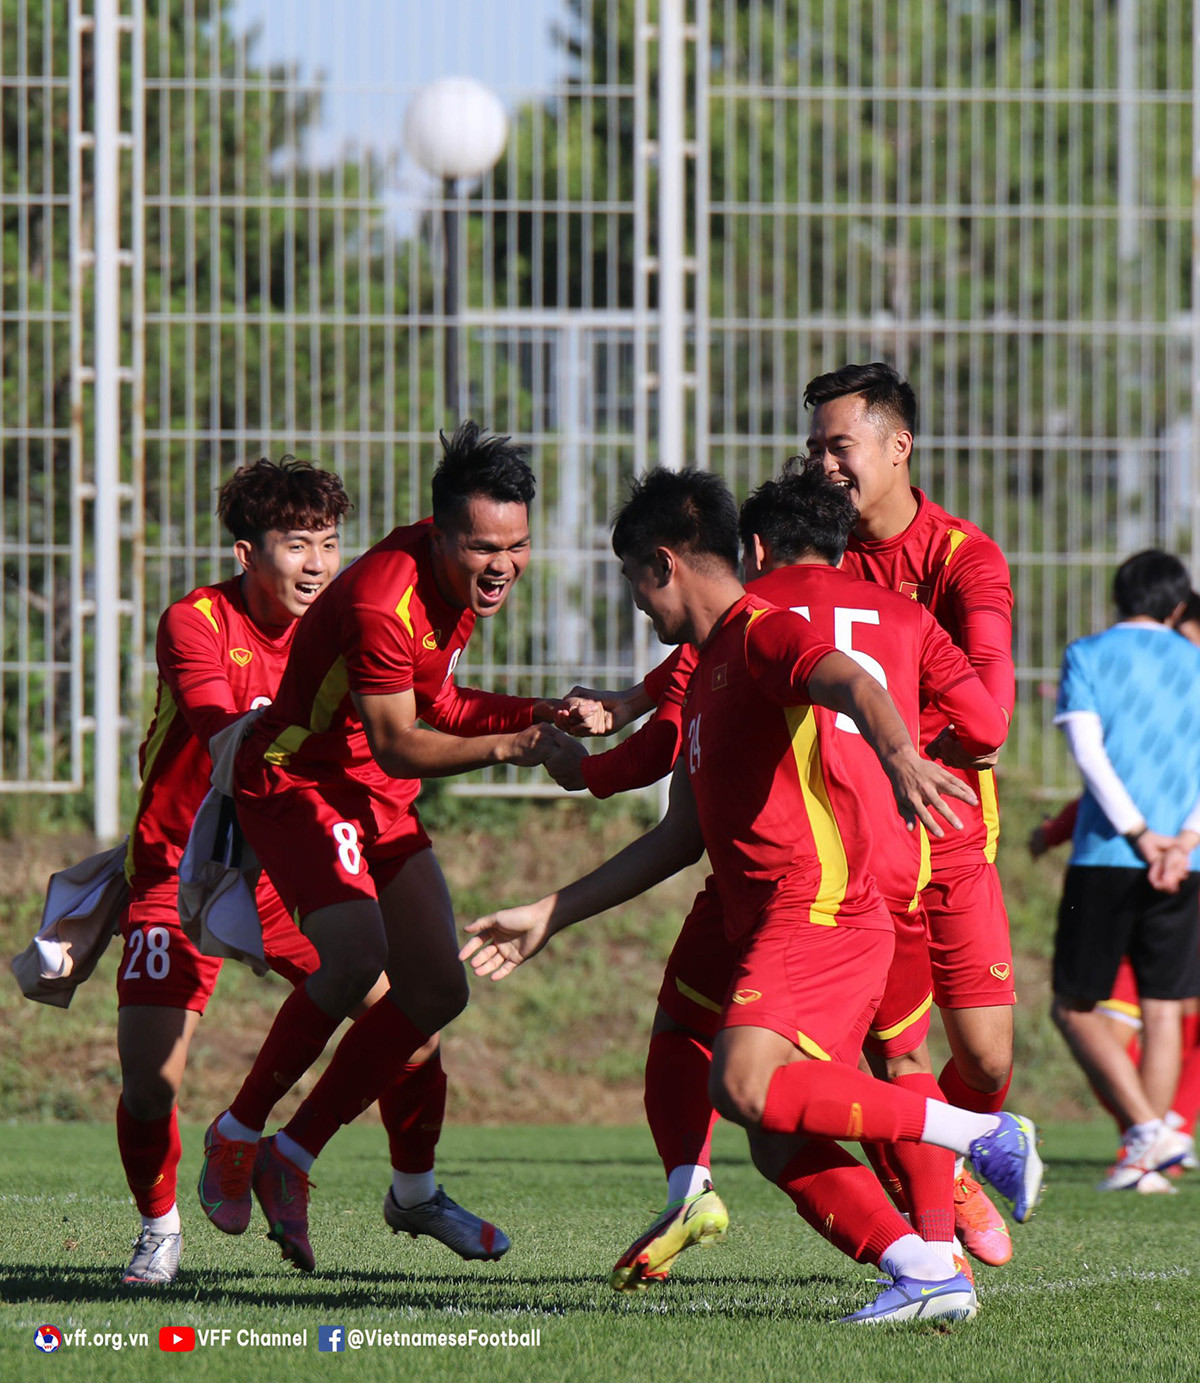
[{"x1": 1057, "y1": 711, "x2": 1144, "y2": 837}]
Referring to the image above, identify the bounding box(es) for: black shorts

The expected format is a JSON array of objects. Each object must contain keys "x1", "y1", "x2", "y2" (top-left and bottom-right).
[{"x1": 1052, "y1": 865, "x2": 1200, "y2": 1003}]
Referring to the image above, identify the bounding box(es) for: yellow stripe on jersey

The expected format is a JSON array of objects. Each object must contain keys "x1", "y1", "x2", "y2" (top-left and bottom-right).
[
  {"x1": 193, "y1": 596, "x2": 221, "y2": 633},
  {"x1": 674, "y1": 977, "x2": 723, "y2": 1014},
  {"x1": 795, "y1": 1029, "x2": 832, "y2": 1061},
  {"x1": 944, "y1": 529, "x2": 968, "y2": 566},
  {"x1": 263, "y1": 659, "x2": 350, "y2": 767},
  {"x1": 910, "y1": 823, "x2": 931, "y2": 912},
  {"x1": 869, "y1": 991, "x2": 933, "y2": 1042},
  {"x1": 309, "y1": 657, "x2": 350, "y2": 734},
  {"x1": 395, "y1": 585, "x2": 416, "y2": 636},
  {"x1": 784, "y1": 705, "x2": 849, "y2": 925},
  {"x1": 125, "y1": 682, "x2": 179, "y2": 882},
  {"x1": 263, "y1": 723, "x2": 312, "y2": 766},
  {"x1": 979, "y1": 768, "x2": 1000, "y2": 862}
]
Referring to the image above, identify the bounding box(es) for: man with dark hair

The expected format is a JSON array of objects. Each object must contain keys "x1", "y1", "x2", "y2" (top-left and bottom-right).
[
  {"x1": 199, "y1": 422, "x2": 596, "y2": 1274},
  {"x1": 116, "y1": 457, "x2": 348, "y2": 1286},
  {"x1": 805, "y1": 361, "x2": 1018, "y2": 1266},
  {"x1": 465, "y1": 467, "x2": 1043, "y2": 1325},
  {"x1": 557, "y1": 465, "x2": 1008, "y2": 1293},
  {"x1": 1052, "y1": 549, "x2": 1200, "y2": 1189}
]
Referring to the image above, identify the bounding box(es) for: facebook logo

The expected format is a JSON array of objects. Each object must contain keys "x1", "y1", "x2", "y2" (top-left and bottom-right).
[{"x1": 318, "y1": 1326, "x2": 345, "y2": 1353}]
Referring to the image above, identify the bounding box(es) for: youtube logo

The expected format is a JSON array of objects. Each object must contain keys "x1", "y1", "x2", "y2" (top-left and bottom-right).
[{"x1": 159, "y1": 1327, "x2": 196, "y2": 1352}]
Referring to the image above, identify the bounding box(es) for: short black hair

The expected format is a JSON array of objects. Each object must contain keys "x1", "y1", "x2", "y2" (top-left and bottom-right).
[
  {"x1": 217, "y1": 456, "x2": 351, "y2": 544},
  {"x1": 1182, "y1": 590, "x2": 1200, "y2": 627},
  {"x1": 739, "y1": 460, "x2": 859, "y2": 566},
  {"x1": 611, "y1": 467, "x2": 740, "y2": 573},
  {"x1": 803, "y1": 361, "x2": 918, "y2": 437},
  {"x1": 1112, "y1": 549, "x2": 1192, "y2": 622},
  {"x1": 430, "y1": 420, "x2": 536, "y2": 529}
]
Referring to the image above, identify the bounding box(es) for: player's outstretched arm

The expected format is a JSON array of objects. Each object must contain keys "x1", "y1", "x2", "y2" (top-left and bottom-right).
[
  {"x1": 807, "y1": 652, "x2": 978, "y2": 837},
  {"x1": 356, "y1": 687, "x2": 568, "y2": 778},
  {"x1": 461, "y1": 763, "x2": 704, "y2": 979},
  {"x1": 562, "y1": 682, "x2": 653, "y2": 735}
]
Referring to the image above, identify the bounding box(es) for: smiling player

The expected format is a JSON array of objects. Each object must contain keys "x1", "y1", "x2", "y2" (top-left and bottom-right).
[
  {"x1": 116, "y1": 458, "x2": 347, "y2": 1287},
  {"x1": 806, "y1": 363, "x2": 1017, "y2": 1265},
  {"x1": 200, "y1": 422, "x2": 598, "y2": 1274}
]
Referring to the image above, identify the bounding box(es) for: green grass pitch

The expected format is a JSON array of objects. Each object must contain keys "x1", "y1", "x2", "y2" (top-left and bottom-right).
[{"x1": 1, "y1": 1121, "x2": 1197, "y2": 1382}]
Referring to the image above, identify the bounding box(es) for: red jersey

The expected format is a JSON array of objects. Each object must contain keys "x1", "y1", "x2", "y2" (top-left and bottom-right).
[
  {"x1": 682, "y1": 594, "x2": 888, "y2": 940},
  {"x1": 842, "y1": 488, "x2": 1014, "y2": 864},
  {"x1": 240, "y1": 520, "x2": 536, "y2": 813},
  {"x1": 749, "y1": 564, "x2": 1008, "y2": 910},
  {"x1": 580, "y1": 647, "x2": 692, "y2": 799},
  {"x1": 127, "y1": 578, "x2": 293, "y2": 886}
]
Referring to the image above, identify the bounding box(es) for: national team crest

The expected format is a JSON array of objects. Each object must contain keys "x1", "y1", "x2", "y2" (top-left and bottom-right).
[
  {"x1": 711, "y1": 663, "x2": 728, "y2": 690},
  {"x1": 229, "y1": 648, "x2": 253, "y2": 666}
]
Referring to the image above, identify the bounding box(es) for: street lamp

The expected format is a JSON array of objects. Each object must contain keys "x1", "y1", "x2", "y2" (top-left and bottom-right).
[{"x1": 403, "y1": 77, "x2": 509, "y2": 422}]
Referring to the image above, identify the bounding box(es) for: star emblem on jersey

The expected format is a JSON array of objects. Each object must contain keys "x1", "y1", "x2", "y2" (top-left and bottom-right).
[
  {"x1": 732, "y1": 989, "x2": 761, "y2": 1005},
  {"x1": 898, "y1": 581, "x2": 931, "y2": 604},
  {"x1": 990, "y1": 963, "x2": 1011, "y2": 981},
  {"x1": 229, "y1": 647, "x2": 253, "y2": 666}
]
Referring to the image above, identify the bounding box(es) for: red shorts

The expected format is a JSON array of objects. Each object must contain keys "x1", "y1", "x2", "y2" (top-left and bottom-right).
[
  {"x1": 720, "y1": 911, "x2": 893, "y2": 1064},
  {"x1": 922, "y1": 860, "x2": 1016, "y2": 1009},
  {"x1": 865, "y1": 899, "x2": 934, "y2": 1058},
  {"x1": 657, "y1": 879, "x2": 734, "y2": 1042},
  {"x1": 236, "y1": 762, "x2": 433, "y2": 919},
  {"x1": 116, "y1": 875, "x2": 318, "y2": 1013}
]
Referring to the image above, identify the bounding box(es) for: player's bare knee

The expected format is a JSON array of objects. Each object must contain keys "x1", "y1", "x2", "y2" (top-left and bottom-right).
[
  {"x1": 885, "y1": 1048, "x2": 931, "y2": 1082},
  {"x1": 399, "y1": 963, "x2": 469, "y2": 1033},
  {"x1": 120, "y1": 1079, "x2": 176, "y2": 1124},
  {"x1": 709, "y1": 1063, "x2": 768, "y2": 1128},
  {"x1": 959, "y1": 1052, "x2": 1011, "y2": 1092},
  {"x1": 308, "y1": 949, "x2": 384, "y2": 1015}
]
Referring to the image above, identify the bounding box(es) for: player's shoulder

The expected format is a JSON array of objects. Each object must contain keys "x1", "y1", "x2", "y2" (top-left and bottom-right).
[
  {"x1": 918, "y1": 493, "x2": 1007, "y2": 571},
  {"x1": 162, "y1": 577, "x2": 243, "y2": 636},
  {"x1": 341, "y1": 520, "x2": 430, "y2": 595}
]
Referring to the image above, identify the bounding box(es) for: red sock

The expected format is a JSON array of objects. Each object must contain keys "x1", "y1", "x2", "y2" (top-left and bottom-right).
[
  {"x1": 1171, "y1": 1017, "x2": 1200, "y2": 1136},
  {"x1": 760, "y1": 1061, "x2": 927, "y2": 1142},
  {"x1": 230, "y1": 984, "x2": 342, "y2": 1131},
  {"x1": 644, "y1": 1030, "x2": 718, "y2": 1177},
  {"x1": 776, "y1": 1141, "x2": 912, "y2": 1265},
  {"x1": 860, "y1": 1142, "x2": 909, "y2": 1213},
  {"x1": 283, "y1": 1000, "x2": 430, "y2": 1158},
  {"x1": 887, "y1": 1073, "x2": 955, "y2": 1242},
  {"x1": 937, "y1": 1058, "x2": 1010, "y2": 1116},
  {"x1": 116, "y1": 1098, "x2": 180, "y2": 1220},
  {"x1": 378, "y1": 1050, "x2": 447, "y2": 1173}
]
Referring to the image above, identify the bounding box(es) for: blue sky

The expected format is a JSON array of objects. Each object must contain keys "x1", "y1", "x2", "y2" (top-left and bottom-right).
[{"x1": 231, "y1": 0, "x2": 570, "y2": 190}]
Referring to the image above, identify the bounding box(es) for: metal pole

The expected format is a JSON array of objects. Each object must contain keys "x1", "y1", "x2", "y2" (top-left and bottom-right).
[
  {"x1": 443, "y1": 175, "x2": 460, "y2": 424},
  {"x1": 94, "y1": 0, "x2": 121, "y2": 841},
  {"x1": 1193, "y1": 0, "x2": 1200, "y2": 569},
  {"x1": 1114, "y1": 0, "x2": 1142, "y2": 552},
  {"x1": 658, "y1": 0, "x2": 685, "y2": 470}
]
